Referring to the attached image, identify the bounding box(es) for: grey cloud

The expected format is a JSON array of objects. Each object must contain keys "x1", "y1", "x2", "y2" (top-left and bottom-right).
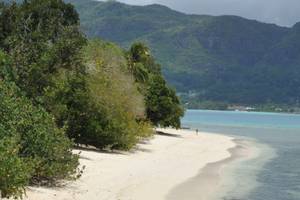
[{"x1": 114, "y1": 0, "x2": 300, "y2": 27}]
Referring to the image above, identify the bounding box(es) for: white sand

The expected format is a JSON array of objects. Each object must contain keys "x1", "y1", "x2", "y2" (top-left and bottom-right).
[{"x1": 25, "y1": 128, "x2": 237, "y2": 200}]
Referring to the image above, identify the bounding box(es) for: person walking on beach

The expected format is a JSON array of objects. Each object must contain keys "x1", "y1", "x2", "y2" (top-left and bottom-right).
[{"x1": 196, "y1": 129, "x2": 199, "y2": 135}]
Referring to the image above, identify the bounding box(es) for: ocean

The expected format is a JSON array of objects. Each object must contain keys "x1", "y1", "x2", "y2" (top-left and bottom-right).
[{"x1": 182, "y1": 110, "x2": 300, "y2": 200}]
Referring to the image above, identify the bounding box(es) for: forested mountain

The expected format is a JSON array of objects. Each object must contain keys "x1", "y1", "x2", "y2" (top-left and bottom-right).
[{"x1": 66, "y1": 0, "x2": 300, "y2": 108}]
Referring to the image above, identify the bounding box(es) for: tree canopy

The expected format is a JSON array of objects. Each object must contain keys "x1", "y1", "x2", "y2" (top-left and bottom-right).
[
  {"x1": 127, "y1": 42, "x2": 184, "y2": 128},
  {"x1": 0, "y1": 1, "x2": 184, "y2": 198}
]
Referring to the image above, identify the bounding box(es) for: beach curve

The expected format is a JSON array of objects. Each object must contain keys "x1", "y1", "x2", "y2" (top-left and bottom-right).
[{"x1": 24, "y1": 128, "x2": 245, "y2": 200}]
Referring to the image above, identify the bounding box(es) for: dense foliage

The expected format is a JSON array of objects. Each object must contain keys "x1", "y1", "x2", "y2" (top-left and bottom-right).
[
  {"x1": 0, "y1": 0, "x2": 90, "y2": 135},
  {"x1": 0, "y1": 76, "x2": 79, "y2": 198},
  {"x1": 0, "y1": 0, "x2": 86, "y2": 99},
  {"x1": 0, "y1": 0, "x2": 184, "y2": 198},
  {"x1": 127, "y1": 43, "x2": 184, "y2": 128},
  {"x1": 68, "y1": 40, "x2": 152, "y2": 150},
  {"x1": 0, "y1": 78, "x2": 79, "y2": 179},
  {"x1": 67, "y1": 0, "x2": 300, "y2": 108},
  {"x1": 0, "y1": 2, "x2": 85, "y2": 196},
  {"x1": 0, "y1": 136, "x2": 30, "y2": 199}
]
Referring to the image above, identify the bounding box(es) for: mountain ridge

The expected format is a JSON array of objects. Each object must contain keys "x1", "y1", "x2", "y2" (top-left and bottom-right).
[{"x1": 66, "y1": 0, "x2": 300, "y2": 108}]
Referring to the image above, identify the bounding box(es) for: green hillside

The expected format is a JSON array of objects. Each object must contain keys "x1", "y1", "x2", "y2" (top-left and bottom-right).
[{"x1": 66, "y1": 0, "x2": 300, "y2": 109}]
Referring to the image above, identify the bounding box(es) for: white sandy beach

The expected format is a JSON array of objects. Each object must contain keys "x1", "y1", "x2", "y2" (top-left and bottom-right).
[{"x1": 24, "y1": 128, "x2": 247, "y2": 200}]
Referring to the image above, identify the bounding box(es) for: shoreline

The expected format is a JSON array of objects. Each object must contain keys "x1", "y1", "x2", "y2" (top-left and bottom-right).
[
  {"x1": 166, "y1": 138, "x2": 260, "y2": 200},
  {"x1": 24, "y1": 128, "x2": 256, "y2": 200}
]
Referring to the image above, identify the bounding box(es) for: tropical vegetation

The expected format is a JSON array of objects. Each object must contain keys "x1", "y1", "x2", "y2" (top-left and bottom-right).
[{"x1": 0, "y1": 0, "x2": 183, "y2": 198}]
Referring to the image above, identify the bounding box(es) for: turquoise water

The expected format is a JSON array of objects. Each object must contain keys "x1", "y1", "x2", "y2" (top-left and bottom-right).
[{"x1": 182, "y1": 110, "x2": 300, "y2": 200}]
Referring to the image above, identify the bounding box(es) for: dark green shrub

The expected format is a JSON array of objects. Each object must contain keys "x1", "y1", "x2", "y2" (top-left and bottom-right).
[
  {"x1": 145, "y1": 75, "x2": 184, "y2": 128},
  {"x1": 0, "y1": 136, "x2": 31, "y2": 199},
  {"x1": 0, "y1": 79, "x2": 79, "y2": 197}
]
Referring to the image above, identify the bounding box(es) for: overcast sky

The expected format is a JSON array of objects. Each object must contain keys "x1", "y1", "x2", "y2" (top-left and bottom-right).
[{"x1": 113, "y1": 0, "x2": 300, "y2": 27}]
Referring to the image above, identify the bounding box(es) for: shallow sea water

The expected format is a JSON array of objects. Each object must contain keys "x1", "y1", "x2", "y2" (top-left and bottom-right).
[{"x1": 182, "y1": 110, "x2": 300, "y2": 200}]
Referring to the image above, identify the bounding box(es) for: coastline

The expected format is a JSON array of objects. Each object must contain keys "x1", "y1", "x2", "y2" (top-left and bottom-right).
[
  {"x1": 166, "y1": 138, "x2": 260, "y2": 200},
  {"x1": 24, "y1": 128, "x2": 255, "y2": 200}
]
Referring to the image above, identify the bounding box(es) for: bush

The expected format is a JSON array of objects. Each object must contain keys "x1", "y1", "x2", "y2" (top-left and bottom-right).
[
  {"x1": 0, "y1": 79, "x2": 79, "y2": 198},
  {"x1": 67, "y1": 40, "x2": 153, "y2": 150},
  {"x1": 0, "y1": 136, "x2": 31, "y2": 199}
]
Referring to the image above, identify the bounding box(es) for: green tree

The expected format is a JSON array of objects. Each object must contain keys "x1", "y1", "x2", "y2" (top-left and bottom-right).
[
  {"x1": 0, "y1": 78, "x2": 80, "y2": 193},
  {"x1": 0, "y1": 0, "x2": 90, "y2": 145},
  {"x1": 71, "y1": 40, "x2": 152, "y2": 150},
  {"x1": 0, "y1": 0, "x2": 86, "y2": 99},
  {"x1": 127, "y1": 42, "x2": 184, "y2": 128},
  {"x1": 146, "y1": 75, "x2": 183, "y2": 128},
  {"x1": 0, "y1": 52, "x2": 79, "y2": 198}
]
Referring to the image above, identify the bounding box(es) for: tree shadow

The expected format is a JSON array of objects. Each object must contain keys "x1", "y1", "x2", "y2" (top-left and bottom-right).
[
  {"x1": 156, "y1": 131, "x2": 182, "y2": 138},
  {"x1": 74, "y1": 145, "x2": 127, "y2": 155}
]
